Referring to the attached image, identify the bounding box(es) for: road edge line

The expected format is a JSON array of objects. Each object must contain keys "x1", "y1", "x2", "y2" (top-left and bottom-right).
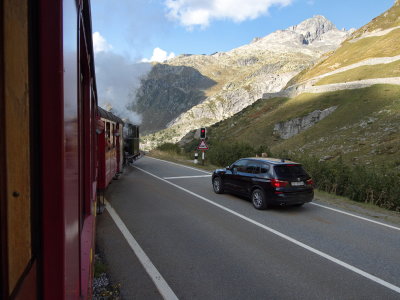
[
  {"x1": 105, "y1": 199, "x2": 179, "y2": 300},
  {"x1": 310, "y1": 202, "x2": 400, "y2": 231},
  {"x1": 135, "y1": 166, "x2": 400, "y2": 295}
]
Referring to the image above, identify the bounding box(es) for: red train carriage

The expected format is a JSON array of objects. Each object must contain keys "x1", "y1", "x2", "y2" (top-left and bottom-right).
[
  {"x1": 97, "y1": 107, "x2": 124, "y2": 191},
  {"x1": 1, "y1": 0, "x2": 98, "y2": 299}
]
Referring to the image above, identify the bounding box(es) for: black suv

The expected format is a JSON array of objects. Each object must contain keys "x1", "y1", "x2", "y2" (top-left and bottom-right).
[{"x1": 212, "y1": 157, "x2": 314, "y2": 209}]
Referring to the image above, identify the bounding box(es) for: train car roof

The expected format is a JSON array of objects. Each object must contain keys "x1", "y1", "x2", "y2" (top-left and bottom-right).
[{"x1": 98, "y1": 106, "x2": 124, "y2": 124}]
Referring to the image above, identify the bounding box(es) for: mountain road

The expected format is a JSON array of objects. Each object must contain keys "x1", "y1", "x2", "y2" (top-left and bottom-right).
[{"x1": 96, "y1": 156, "x2": 400, "y2": 299}]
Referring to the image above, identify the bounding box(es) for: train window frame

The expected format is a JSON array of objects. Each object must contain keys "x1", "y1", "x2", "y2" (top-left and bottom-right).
[
  {"x1": 112, "y1": 123, "x2": 115, "y2": 148},
  {"x1": 106, "y1": 122, "x2": 111, "y2": 149}
]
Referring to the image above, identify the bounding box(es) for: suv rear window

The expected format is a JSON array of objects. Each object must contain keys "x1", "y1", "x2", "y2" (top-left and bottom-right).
[{"x1": 274, "y1": 165, "x2": 308, "y2": 179}]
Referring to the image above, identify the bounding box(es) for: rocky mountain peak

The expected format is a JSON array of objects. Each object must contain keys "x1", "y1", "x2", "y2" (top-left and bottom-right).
[
  {"x1": 242, "y1": 15, "x2": 348, "y2": 53},
  {"x1": 289, "y1": 15, "x2": 336, "y2": 44}
]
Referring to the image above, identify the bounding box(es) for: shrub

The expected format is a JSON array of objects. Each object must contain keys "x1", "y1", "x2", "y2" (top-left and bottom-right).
[
  {"x1": 297, "y1": 155, "x2": 400, "y2": 211},
  {"x1": 208, "y1": 141, "x2": 256, "y2": 167},
  {"x1": 156, "y1": 143, "x2": 181, "y2": 154}
]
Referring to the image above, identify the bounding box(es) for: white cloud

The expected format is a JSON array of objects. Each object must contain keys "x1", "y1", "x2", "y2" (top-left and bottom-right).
[
  {"x1": 93, "y1": 32, "x2": 152, "y2": 124},
  {"x1": 93, "y1": 31, "x2": 113, "y2": 53},
  {"x1": 164, "y1": 0, "x2": 293, "y2": 29},
  {"x1": 142, "y1": 47, "x2": 176, "y2": 63}
]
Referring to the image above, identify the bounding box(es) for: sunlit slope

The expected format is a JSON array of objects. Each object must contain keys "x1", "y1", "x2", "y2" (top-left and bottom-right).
[
  {"x1": 288, "y1": 1, "x2": 400, "y2": 86},
  {"x1": 207, "y1": 84, "x2": 400, "y2": 166},
  {"x1": 315, "y1": 60, "x2": 400, "y2": 86}
]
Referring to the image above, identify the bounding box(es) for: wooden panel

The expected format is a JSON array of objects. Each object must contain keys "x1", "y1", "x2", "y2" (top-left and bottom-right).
[
  {"x1": 4, "y1": 0, "x2": 32, "y2": 294},
  {"x1": 0, "y1": 0, "x2": 8, "y2": 299}
]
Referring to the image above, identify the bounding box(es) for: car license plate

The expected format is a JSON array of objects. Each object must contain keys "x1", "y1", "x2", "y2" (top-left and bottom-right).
[{"x1": 291, "y1": 181, "x2": 304, "y2": 186}]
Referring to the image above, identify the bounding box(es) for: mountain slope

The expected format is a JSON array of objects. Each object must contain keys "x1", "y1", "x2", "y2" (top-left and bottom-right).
[
  {"x1": 180, "y1": 1, "x2": 400, "y2": 166},
  {"x1": 137, "y1": 15, "x2": 351, "y2": 148},
  {"x1": 133, "y1": 64, "x2": 216, "y2": 134},
  {"x1": 203, "y1": 84, "x2": 400, "y2": 166}
]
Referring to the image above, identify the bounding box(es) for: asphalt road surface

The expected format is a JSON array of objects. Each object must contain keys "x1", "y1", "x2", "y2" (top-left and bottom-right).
[{"x1": 96, "y1": 156, "x2": 400, "y2": 299}]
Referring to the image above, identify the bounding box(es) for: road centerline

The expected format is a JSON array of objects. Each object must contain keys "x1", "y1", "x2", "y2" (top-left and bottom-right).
[
  {"x1": 134, "y1": 165, "x2": 400, "y2": 294},
  {"x1": 164, "y1": 175, "x2": 212, "y2": 180},
  {"x1": 145, "y1": 156, "x2": 212, "y2": 174}
]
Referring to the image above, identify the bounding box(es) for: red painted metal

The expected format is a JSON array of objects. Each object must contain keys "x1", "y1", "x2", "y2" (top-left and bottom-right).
[
  {"x1": 39, "y1": 1, "x2": 97, "y2": 299},
  {"x1": 80, "y1": 215, "x2": 95, "y2": 298},
  {"x1": 39, "y1": 0, "x2": 66, "y2": 298}
]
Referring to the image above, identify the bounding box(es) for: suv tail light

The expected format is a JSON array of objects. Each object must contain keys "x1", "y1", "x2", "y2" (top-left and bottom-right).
[
  {"x1": 306, "y1": 179, "x2": 314, "y2": 186},
  {"x1": 270, "y1": 179, "x2": 289, "y2": 188}
]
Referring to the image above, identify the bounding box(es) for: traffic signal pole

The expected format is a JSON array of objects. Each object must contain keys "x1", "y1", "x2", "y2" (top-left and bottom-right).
[{"x1": 197, "y1": 127, "x2": 208, "y2": 166}]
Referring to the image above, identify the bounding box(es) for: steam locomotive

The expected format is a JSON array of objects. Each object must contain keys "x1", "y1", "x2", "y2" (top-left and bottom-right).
[{"x1": 0, "y1": 1, "x2": 138, "y2": 299}]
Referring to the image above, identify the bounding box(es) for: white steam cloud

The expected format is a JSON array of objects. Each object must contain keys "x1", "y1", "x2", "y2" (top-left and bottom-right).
[
  {"x1": 93, "y1": 32, "x2": 151, "y2": 125},
  {"x1": 165, "y1": 0, "x2": 293, "y2": 29}
]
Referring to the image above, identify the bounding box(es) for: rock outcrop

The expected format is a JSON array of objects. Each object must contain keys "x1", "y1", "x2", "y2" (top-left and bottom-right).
[
  {"x1": 133, "y1": 64, "x2": 216, "y2": 134},
  {"x1": 273, "y1": 106, "x2": 338, "y2": 139}
]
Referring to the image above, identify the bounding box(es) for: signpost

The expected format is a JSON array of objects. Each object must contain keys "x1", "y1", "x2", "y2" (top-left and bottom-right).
[{"x1": 197, "y1": 132, "x2": 209, "y2": 165}]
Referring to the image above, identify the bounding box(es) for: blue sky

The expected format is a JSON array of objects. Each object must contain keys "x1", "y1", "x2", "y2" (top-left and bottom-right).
[
  {"x1": 91, "y1": 0, "x2": 396, "y2": 123},
  {"x1": 91, "y1": 0, "x2": 395, "y2": 62}
]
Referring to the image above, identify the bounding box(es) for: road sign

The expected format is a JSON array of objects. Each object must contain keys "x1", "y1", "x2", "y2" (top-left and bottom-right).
[{"x1": 197, "y1": 139, "x2": 209, "y2": 150}]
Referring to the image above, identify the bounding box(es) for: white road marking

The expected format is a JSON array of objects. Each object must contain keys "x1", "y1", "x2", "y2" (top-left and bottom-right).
[
  {"x1": 105, "y1": 200, "x2": 179, "y2": 300},
  {"x1": 164, "y1": 175, "x2": 212, "y2": 180},
  {"x1": 135, "y1": 166, "x2": 400, "y2": 294},
  {"x1": 148, "y1": 157, "x2": 400, "y2": 231},
  {"x1": 146, "y1": 156, "x2": 212, "y2": 174},
  {"x1": 311, "y1": 202, "x2": 400, "y2": 231}
]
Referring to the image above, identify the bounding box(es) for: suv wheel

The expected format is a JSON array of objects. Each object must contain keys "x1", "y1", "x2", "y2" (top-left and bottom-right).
[
  {"x1": 251, "y1": 189, "x2": 268, "y2": 210},
  {"x1": 212, "y1": 177, "x2": 224, "y2": 194}
]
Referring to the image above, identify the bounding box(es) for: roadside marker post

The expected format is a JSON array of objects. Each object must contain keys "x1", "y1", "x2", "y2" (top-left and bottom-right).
[{"x1": 194, "y1": 152, "x2": 199, "y2": 164}]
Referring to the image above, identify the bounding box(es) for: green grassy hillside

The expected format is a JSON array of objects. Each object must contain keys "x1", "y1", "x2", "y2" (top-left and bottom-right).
[
  {"x1": 289, "y1": 29, "x2": 400, "y2": 85},
  {"x1": 315, "y1": 60, "x2": 400, "y2": 85},
  {"x1": 287, "y1": 2, "x2": 400, "y2": 86},
  {"x1": 351, "y1": 0, "x2": 400, "y2": 38},
  {"x1": 204, "y1": 84, "x2": 400, "y2": 167}
]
